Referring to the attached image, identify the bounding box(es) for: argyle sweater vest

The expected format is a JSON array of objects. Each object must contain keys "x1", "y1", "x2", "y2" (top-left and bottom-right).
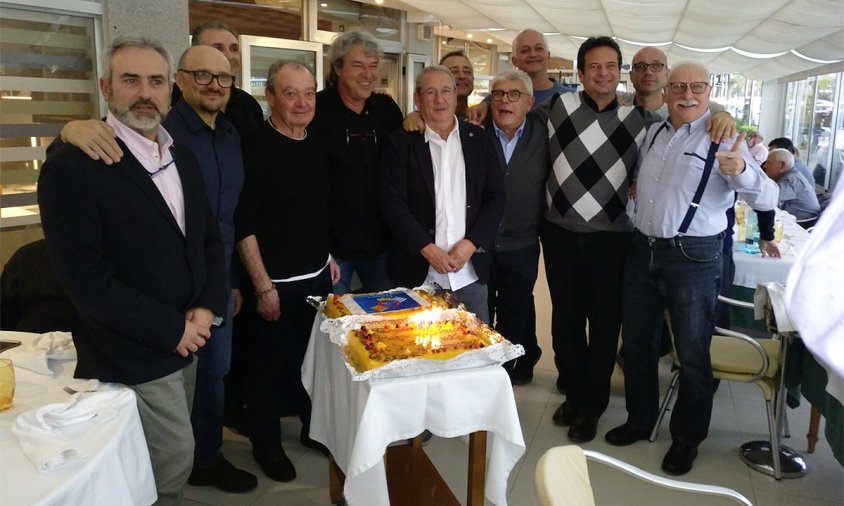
[{"x1": 545, "y1": 91, "x2": 648, "y2": 233}]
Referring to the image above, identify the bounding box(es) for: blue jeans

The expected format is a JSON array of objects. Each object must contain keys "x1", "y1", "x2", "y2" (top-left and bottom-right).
[
  {"x1": 621, "y1": 230, "x2": 722, "y2": 445},
  {"x1": 191, "y1": 296, "x2": 233, "y2": 469},
  {"x1": 453, "y1": 281, "x2": 490, "y2": 324},
  {"x1": 488, "y1": 245, "x2": 541, "y2": 363},
  {"x1": 332, "y1": 253, "x2": 392, "y2": 295}
]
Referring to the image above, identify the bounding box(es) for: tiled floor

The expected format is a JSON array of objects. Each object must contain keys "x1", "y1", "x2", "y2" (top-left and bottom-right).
[{"x1": 182, "y1": 354, "x2": 844, "y2": 506}]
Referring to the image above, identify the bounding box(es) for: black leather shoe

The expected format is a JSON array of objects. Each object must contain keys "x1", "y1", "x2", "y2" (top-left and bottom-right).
[
  {"x1": 551, "y1": 402, "x2": 577, "y2": 426},
  {"x1": 605, "y1": 423, "x2": 650, "y2": 446},
  {"x1": 300, "y1": 428, "x2": 329, "y2": 456},
  {"x1": 188, "y1": 457, "x2": 258, "y2": 493},
  {"x1": 253, "y1": 446, "x2": 296, "y2": 482},
  {"x1": 662, "y1": 441, "x2": 698, "y2": 476},
  {"x1": 511, "y1": 349, "x2": 542, "y2": 385},
  {"x1": 567, "y1": 414, "x2": 598, "y2": 443}
]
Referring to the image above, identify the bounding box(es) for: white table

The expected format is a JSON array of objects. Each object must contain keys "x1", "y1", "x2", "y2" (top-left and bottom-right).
[
  {"x1": 732, "y1": 211, "x2": 811, "y2": 288},
  {"x1": 301, "y1": 315, "x2": 525, "y2": 506},
  {"x1": 0, "y1": 331, "x2": 156, "y2": 506}
]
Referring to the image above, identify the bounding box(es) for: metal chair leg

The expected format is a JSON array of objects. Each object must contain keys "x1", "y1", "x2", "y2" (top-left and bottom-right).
[
  {"x1": 650, "y1": 371, "x2": 679, "y2": 442},
  {"x1": 765, "y1": 398, "x2": 783, "y2": 480}
]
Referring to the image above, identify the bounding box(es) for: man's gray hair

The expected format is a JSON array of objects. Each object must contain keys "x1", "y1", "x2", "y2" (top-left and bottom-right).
[
  {"x1": 667, "y1": 61, "x2": 709, "y2": 82},
  {"x1": 105, "y1": 36, "x2": 171, "y2": 82},
  {"x1": 512, "y1": 29, "x2": 548, "y2": 52},
  {"x1": 769, "y1": 148, "x2": 795, "y2": 170},
  {"x1": 327, "y1": 30, "x2": 381, "y2": 85},
  {"x1": 490, "y1": 69, "x2": 533, "y2": 96},
  {"x1": 266, "y1": 59, "x2": 315, "y2": 94},
  {"x1": 415, "y1": 65, "x2": 456, "y2": 92},
  {"x1": 191, "y1": 21, "x2": 238, "y2": 45}
]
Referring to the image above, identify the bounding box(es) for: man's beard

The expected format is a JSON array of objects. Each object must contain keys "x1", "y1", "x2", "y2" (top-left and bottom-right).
[{"x1": 110, "y1": 98, "x2": 168, "y2": 132}]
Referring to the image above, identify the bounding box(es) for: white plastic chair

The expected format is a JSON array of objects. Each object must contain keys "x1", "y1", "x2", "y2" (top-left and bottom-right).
[{"x1": 535, "y1": 446, "x2": 753, "y2": 506}]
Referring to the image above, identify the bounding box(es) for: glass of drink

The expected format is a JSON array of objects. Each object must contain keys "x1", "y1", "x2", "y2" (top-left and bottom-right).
[
  {"x1": 774, "y1": 221, "x2": 784, "y2": 242},
  {"x1": 0, "y1": 359, "x2": 14, "y2": 412}
]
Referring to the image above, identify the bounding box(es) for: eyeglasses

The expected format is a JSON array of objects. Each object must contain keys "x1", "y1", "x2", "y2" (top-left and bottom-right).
[
  {"x1": 668, "y1": 81, "x2": 710, "y2": 95},
  {"x1": 632, "y1": 62, "x2": 666, "y2": 73},
  {"x1": 490, "y1": 89, "x2": 526, "y2": 102},
  {"x1": 177, "y1": 69, "x2": 235, "y2": 88}
]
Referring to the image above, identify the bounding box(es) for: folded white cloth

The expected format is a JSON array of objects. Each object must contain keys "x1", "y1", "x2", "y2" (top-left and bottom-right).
[
  {"x1": 12, "y1": 389, "x2": 134, "y2": 472},
  {"x1": 4, "y1": 331, "x2": 75, "y2": 375}
]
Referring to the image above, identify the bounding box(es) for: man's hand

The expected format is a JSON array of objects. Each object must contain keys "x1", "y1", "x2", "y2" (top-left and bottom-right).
[
  {"x1": 706, "y1": 111, "x2": 737, "y2": 143},
  {"x1": 402, "y1": 111, "x2": 426, "y2": 133},
  {"x1": 466, "y1": 102, "x2": 489, "y2": 125},
  {"x1": 759, "y1": 240, "x2": 782, "y2": 258},
  {"x1": 329, "y1": 258, "x2": 341, "y2": 286},
  {"x1": 187, "y1": 307, "x2": 215, "y2": 328},
  {"x1": 715, "y1": 133, "x2": 746, "y2": 176},
  {"x1": 628, "y1": 181, "x2": 638, "y2": 200},
  {"x1": 231, "y1": 288, "x2": 243, "y2": 317},
  {"x1": 174, "y1": 319, "x2": 210, "y2": 357},
  {"x1": 447, "y1": 239, "x2": 476, "y2": 271},
  {"x1": 256, "y1": 287, "x2": 281, "y2": 321},
  {"x1": 421, "y1": 243, "x2": 460, "y2": 274},
  {"x1": 61, "y1": 119, "x2": 123, "y2": 164}
]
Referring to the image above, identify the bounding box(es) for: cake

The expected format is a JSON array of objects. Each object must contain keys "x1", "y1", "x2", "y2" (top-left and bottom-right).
[
  {"x1": 342, "y1": 309, "x2": 503, "y2": 373},
  {"x1": 324, "y1": 287, "x2": 455, "y2": 319}
]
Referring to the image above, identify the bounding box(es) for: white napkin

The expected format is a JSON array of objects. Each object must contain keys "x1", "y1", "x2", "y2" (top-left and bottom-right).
[
  {"x1": 4, "y1": 331, "x2": 76, "y2": 375},
  {"x1": 12, "y1": 389, "x2": 134, "y2": 472}
]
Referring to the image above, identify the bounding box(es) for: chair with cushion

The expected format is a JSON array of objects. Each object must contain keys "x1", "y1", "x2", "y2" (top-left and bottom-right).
[
  {"x1": 649, "y1": 295, "x2": 792, "y2": 479},
  {"x1": 535, "y1": 445, "x2": 752, "y2": 506}
]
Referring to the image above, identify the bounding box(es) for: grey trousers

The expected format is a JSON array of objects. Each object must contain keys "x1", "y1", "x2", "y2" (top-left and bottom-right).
[{"x1": 128, "y1": 359, "x2": 197, "y2": 506}]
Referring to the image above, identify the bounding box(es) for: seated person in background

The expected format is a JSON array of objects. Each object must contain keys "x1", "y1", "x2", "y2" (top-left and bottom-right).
[
  {"x1": 768, "y1": 137, "x2": 814, "y2": 185},
  {"x1": 0, "y1": 239, "x2": 73, "y2": 333},
  {"x1": 764, "y1": 148, "x2": 821, "y2": 222},
  {"x1": 747, "y1": 130, "x2": 768, "y2": 165}
]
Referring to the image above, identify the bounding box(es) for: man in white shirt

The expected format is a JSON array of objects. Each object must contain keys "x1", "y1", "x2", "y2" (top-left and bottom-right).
[
  {"x1": 379, "y1": 65, "x2": 505, "y2": 321},
  {"x1": 605, "y1": 62, "x2": 778, "y2": 476}
]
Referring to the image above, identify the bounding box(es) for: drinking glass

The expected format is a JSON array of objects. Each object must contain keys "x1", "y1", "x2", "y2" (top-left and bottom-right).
[{"x1": 0, "y1": 359, "x2": 14, "y2": 412}]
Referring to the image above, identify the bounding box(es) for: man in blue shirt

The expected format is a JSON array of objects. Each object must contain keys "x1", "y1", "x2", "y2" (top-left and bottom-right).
[
  {"x1": 605, "y1": 62, "x2": 778, "y2": 476},
  {"x1": 765, "y1": 148, "x2": 821, "y2": 221}
]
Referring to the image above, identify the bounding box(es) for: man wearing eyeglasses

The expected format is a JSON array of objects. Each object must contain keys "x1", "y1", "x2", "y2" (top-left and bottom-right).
[
  {"x1": 380, "y1": 66, "x2": 505, "y2": 321},
  {"x1": 485, "y1": 69, "x2": 549, "y2": 384},
  {"x1": 607, "y1": 63, "x2": 777, "y2": 475},
  {"x1": 620, "y1": 47, "x2": 670, "y2": 113},
  {"x1": 543, "y1": 37, "x2": 736, "y2": 446}
]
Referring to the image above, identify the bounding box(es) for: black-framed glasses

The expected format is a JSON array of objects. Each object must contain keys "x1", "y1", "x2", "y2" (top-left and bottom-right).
[
  {"x1": 490, "y1": 89, "x2": 526, "y2": 102},
  {"x1": 668, "y1": 81, "x2": 710, "y2": 95},
  {"x1": 632, "y1": 62, "x2": 666, "y2": 73},
  {"x1": 177, "y1": 69, "x2": 235, "y2": 88}
]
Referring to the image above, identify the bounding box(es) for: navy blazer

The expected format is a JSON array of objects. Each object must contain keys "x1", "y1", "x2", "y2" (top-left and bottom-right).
[
  {"x1": 379, "y1": 121, "x2": 505, "y2": 287},
  {"x1": 38, "y1": 140, "x2": 227, "y2": 385}
]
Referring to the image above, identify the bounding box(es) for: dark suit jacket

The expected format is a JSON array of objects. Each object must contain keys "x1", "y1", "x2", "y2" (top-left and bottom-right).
[
  {"x1": 38, "y1": 139, "x2": 227, "y2": 385},
  {"x1": 379, "y1": 121, "x2": 505, "y2": 287}
]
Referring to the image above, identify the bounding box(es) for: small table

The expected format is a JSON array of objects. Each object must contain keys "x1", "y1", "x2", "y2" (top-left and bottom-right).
[
  {"x1": 0, "y1": 331, "x2": 156, "y2": 506},
  {"x1": 301, "y1": 315, "x2": 525, "y2": 506}
]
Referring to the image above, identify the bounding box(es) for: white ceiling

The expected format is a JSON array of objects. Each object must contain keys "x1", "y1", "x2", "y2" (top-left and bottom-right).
[{"x1": 392, "y1": 0, "x2": 844, "y2": 81}]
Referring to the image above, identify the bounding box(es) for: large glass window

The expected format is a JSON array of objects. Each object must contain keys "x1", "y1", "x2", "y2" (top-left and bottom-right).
[
  {"x1": 189, "y1": 0, "x2": 303, "y2": 40},
  {"x1": 0, "y1": 6, "x2": 99, "y2": 215},
  {"x1": 317, "y1": 0, "x2": 401, "y2": 42}
]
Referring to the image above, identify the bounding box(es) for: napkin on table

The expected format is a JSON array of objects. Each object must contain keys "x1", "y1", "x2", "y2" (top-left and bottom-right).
[
  {"x1": 4, "y1": 331, "x2": 75, "y2": 375},
  {"x1": 12, "y1": 389, "x2": 134, "y2": 472}
]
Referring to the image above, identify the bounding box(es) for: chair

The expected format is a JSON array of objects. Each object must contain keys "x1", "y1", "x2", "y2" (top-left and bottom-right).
[
  {"x1": 649, "y1": 295, "x2": 790, "y2": 479},
  {"x1": 535, "y1": 446, "x2": 752, "y2": 506}
]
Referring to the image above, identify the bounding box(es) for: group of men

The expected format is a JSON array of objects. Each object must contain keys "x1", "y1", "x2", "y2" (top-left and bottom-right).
[{"x1": 36, "y1": 21, "x2": 781, "y2": 505}]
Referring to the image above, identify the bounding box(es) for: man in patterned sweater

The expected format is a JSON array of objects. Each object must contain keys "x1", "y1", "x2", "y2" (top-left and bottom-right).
[{"x1": 544, "y1": 36, "x2": 735, "y2": 444}]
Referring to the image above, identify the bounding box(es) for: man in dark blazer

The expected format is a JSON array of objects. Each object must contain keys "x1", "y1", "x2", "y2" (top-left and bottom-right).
[
  {"x1": 38, "y1": 37, "x2": 226, "y2": 506},
  {"x1": 379, "y1": 65, "x2": 505, "y2": 322},
  {"x1": 484, "y1": 69, "x2": 550, "y2": 385}
]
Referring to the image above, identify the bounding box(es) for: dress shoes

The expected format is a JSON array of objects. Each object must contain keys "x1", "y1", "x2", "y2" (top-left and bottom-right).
[
  {"x1": 567, "y1": 414, "x2": 599, "y2": 443},
  {"x1": 605, "y1": 422, "x2": 651, "y2": 446},
  {"x1": 300, "y1": 428, "x2": 330, "y2": 457},
  {"x1": 551, "y1": 402, "x2": 577, "y2": 427},
  {"x1": 661, "y1": 440, "x2": 698, "y2": 476},
  {"x1": 252, "y1": 446, "x2": 296, "y2": 482},
  {"x1": 188, "y1": 456, "x2": 258, "y2": 493},
  {"x1": 511, "y1": 349, "x2": 542, "y2": 386}
]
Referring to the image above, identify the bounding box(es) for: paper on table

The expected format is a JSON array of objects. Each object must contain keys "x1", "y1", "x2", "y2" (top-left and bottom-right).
[
  {"x1": 12, "y1": 389, "x2": 134, "y2": 472},
  {"x1": 4, "y1": 331, "x2": 75, "y2": 375}
]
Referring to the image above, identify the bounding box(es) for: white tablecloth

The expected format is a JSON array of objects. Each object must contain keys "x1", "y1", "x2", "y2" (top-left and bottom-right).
[
  {"x1": 0, "y1": 331, "x2": 156, "y2": 506},
  {"x1": 301, "y1": 315, "x2": 526, "y2": 506},
  {"x1": 732, "y1": 211, "x2": 811, "y2": 288}
]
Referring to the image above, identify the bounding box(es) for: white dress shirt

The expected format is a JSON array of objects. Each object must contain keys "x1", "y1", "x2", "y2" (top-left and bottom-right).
[{"x1": 423, "y1": 118, "x2": 478, "y2": 290}]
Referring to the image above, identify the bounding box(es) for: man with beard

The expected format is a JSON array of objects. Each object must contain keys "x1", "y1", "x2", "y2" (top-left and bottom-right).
[
  {"x1": 440, "y1": 51, "x2": 475, "y2": 120},
  {"x1": 38, "y1": 37, "x2": 227, "y2": 505}
]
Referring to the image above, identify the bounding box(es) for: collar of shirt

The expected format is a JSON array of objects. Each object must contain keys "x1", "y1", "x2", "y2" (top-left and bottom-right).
[
  {"x1": 423, "y1": 115, "x2": 460, "y2": 144},
  {"x1": 173, "y1": 97, "x2": 234, "y2": 135},
  {"x1": 581, "y1": 90, "x2": 619, "y2": 112},
  {"x1": 492, "y1": 119, "x2": 526, "y2": 164},
  {"x1": 665, "y1": 109, "x2": 711, "y2": 137},
  {"x1": 106, "y1": 111, "x2": 174, "y2": 174}
]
